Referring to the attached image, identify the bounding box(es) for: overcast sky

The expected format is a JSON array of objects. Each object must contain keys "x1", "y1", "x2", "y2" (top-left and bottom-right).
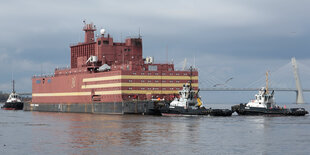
[{"x1": 1, "y1": 0, "x2": 310, "y2": 103}]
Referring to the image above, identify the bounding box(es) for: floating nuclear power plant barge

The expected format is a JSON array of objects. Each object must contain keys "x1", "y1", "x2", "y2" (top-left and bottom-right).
[{"x1": 24, "y1": 22, "x2": 199, "y2": 114}]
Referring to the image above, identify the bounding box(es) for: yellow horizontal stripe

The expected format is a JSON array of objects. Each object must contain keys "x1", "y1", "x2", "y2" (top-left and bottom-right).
[
  {"x1": 82, "y1": 83, "x2": 198, "y2": 89},
  {"x1": 122, "y1": 90, "x2": 179, "y2": 94},
  {"x1": 122, "y1": 83, "x2": 198, "y2": 87},
  {"x1": 32, "y1": 92, "x2": 91, "y2": 97},
  {"x1": 121, "y1": 75, "x2": 198, "y2": 80},
  {"x1": 95, "y1": 90, "x2": 122, "y2": 95},
  {"x1": 83, "y1": 75, "x2": 121, "y2": 82},
  {"x1": 83, "y1": 75, "x2": 198, "y2": 82},
  {"x1": 95, "y1": 90, "x2": 179, "y2": 95},
  {"x1": 82, "y1": 83, "x2": 122, "y2": 89}
]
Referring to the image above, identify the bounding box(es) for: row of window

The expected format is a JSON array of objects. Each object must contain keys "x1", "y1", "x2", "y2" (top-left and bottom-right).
[
  {"x1": 58, "y1": 69, "x2": 87, "y2": 75},
  {"x1": 97, "y1": 40, "x2": 109, "y2": 45},
  {"x1": 72, "y1": 46, "x2": 94, "y2": 57},
  {"x1": 132, "y1": 72, "x2": 188, "y2": 76},
  {"x1": 128, "y1": 87, "x2": 180, "y2": 90},
  {"x1": 36, "y1": 79, "x2": 52, "y2": 84},
  {"x1": 128, "y1": 80, "x2": 180, "y2": 83}
]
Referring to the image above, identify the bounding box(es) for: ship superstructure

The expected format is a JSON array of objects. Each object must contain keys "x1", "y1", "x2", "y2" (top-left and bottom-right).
[{"x1": 27, "y1": 22, "x2": 198, "y2": 114}]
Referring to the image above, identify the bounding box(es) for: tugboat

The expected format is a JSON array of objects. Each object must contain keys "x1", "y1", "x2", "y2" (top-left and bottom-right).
[
  {"x1": 159, "y1": 67, "x2": 232, "y2": 116},
  {"x1": 1, "y1": 80, "x2": 23, "y2": 110},
  {"x1": 231, "y1": 72, "x2": 308, "y2": 116}
]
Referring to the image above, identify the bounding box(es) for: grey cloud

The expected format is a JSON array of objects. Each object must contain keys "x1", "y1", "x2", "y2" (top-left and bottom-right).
[{"x1": 0, "y1": 0, "x2": 310, "y2": 99}]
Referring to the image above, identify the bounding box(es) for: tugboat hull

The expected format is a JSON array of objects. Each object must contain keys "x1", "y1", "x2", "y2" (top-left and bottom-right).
[
  {"x1": 160, "y1": 106, "x2": 208, "y2": 116},
  {"x1": 232, "y1": 104, "x2": 308, "y2": 116},
  {"x1": 160, "y1": 106, "x2": 232, "y2": 116},
  {"x1": 209, "y1": 109, "x2": 233, "y2": 116},
  {"x1": 1, "y1": 102, "x2": 24, "y2": 110}
]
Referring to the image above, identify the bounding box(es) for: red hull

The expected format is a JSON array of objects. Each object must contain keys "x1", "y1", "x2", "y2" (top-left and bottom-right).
[{"x1": 2, "y1": 108, "x2": 16, "y2": 110}]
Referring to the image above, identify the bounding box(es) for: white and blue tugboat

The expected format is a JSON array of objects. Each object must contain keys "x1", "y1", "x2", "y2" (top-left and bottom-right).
[
  {"x1": 160, "y1": 83, "x2": 207, "y2": 116},
  {"x1": 159, "y1": 67, "x2": 232, "y2": 116},
  {"x1": 232, "y1": 72, "x2": 308, "y2": 116}
]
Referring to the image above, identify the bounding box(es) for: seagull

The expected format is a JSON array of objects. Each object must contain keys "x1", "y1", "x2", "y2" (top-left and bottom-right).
[{"x1": 213, "y1": 77, "x2": 233, "y2": 87}]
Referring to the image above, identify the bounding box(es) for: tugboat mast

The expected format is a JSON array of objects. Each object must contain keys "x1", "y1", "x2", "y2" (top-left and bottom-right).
[
  {"x1": 189, "y1": 66, "x2": 193, "y2": 88},
  {"x1": 12, "y1": 80, "x2": 15, "y2": 94},
  {"x1": 266, "y1": 71, "x2": 269, "y2": 94}
]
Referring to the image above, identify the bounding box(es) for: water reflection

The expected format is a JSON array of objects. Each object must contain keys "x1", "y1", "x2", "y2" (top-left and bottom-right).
[
  {"x1": 28, "y1": 113, "x2": 209, "y2": 154},
  {"x1": 1, "y1": 109, "x2": 310, "y2": 154},
  {"x1": 57, "y1": 113, "x2": 310, "y2": 153}
]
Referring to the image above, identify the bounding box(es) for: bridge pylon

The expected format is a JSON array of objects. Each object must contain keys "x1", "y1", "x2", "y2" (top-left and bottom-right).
[{"x1": 291, "y1": 57, "x2": 304, "y2": 104}]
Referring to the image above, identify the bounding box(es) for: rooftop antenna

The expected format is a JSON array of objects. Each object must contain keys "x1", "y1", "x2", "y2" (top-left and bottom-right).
[
  {"x1": 41, "y1": 64, "x2": 43, "y2": 77},
  {"x1": 166, "y1": 45, "x2": 168, "y2": 64},
  {"x1": 138, "y1": 27, "x2": 141, "y2": 38},
  {"x1": 194, "y1": 55, "x2": 196, "y2": 69},
  {"x1": 182, "y1": 58, "x2": 187, "y2": 70}
]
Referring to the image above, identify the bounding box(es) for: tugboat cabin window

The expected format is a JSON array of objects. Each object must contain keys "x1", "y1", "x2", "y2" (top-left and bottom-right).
[{"x1": 36, "y1": 80, "x2": 41, "y2": 84}]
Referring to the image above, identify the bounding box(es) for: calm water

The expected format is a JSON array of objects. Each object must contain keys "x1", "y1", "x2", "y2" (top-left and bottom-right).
[{"x1": 1, "y1": 103, "x2": 310, "y2": 155}]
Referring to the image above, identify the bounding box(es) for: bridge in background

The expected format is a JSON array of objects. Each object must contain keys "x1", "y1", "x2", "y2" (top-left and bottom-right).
[
  {"x1": 200, "y1": 57, "x2": 308, "y2": 104},
  {"x1": 200, "y1": 88, "x2": 310, "y2": 92}
]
